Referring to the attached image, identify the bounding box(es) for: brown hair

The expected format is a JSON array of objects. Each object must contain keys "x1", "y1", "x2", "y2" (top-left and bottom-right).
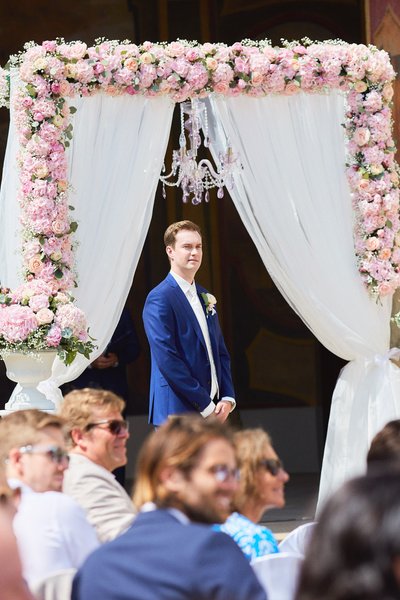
[
  {"x1": 367, "y1": 420, "x2": 400, "y2": 471},
  {"x1": 163, "y1": 220, "x2": 202, "y2": 248},
  {"x1": 133, "y1": 414, "x2": 234, "y2": 508},
  {"x1": 0, "y1": 409, "x2": 66, "y2": 462},
  {"x1": 232, "y1": 428, "x2": 272, "y2": 511},
  {"x1": 59, "y1": 388, "x2": 125, "y2": 444}
]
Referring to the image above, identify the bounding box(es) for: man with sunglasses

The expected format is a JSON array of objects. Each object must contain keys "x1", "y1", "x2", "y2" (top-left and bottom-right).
[
  {"x1": 0, "y1": 409, "x2": 99, "y2": 589},
  {"x1": 72, "y1": 415, "x2": 266, "y2": 600},
  {"x1": 60, "y1": 388, "x2": 136, "y2": 542}
]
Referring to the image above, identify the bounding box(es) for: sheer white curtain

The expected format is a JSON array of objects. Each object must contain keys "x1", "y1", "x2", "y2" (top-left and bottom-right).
[
  {"x1": 207, "y1": 91, "x2": 400, "y2": 509},
  {"x1": 0, "y1": 71, "x2": 24, "y2": 288},
  {"x1": 0, "y1": 82, "x2": 174, "y2": 405}
]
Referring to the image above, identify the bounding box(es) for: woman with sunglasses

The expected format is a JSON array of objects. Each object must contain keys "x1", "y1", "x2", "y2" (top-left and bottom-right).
[{"x1": 214, "y1": 428, "x2": 289, "y2": 561}]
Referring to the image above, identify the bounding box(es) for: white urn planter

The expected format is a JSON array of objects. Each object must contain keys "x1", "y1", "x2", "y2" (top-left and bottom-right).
[{"x1": 1, "y1": 351, "x2": 58, "y2": 413}]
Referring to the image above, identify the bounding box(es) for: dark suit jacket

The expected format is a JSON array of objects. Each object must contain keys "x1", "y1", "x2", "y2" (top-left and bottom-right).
[
  {"x1": 72, "y1": 509, "x2": 267, "y2": 600},
  {"x1": 142, "y1": 273, "x2": 235, "y2": 425}
]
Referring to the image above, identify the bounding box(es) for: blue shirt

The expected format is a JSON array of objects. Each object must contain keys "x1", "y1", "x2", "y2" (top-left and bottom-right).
[{"x1": 214, "y1": 511, "x2": 279, "y2": 561}]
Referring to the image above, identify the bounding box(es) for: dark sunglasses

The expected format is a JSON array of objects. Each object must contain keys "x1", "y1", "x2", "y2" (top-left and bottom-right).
[
  {"x1": 259, "y1": 458, "x2": 284, "y2": 476},
  {"x1": 19, "y1": 444, "x2": 70, "y2": 465},
  {"x1": 85, "y1": 419, "x2": 129, "y2": 436}
]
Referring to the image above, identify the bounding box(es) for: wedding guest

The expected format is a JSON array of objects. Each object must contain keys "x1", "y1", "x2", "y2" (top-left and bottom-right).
[
  {"x1": 367, "y1": 419, "x2": 400, "y2": 472},
  {"x1": 296, "y1": 472, "x2": 400, "y2": 600},
  {"x1": 61, "y1": 306, "x2": 140, "y2": 485},
  {"x1": 0, "y1": 463, "x2": 33, "y2": 600},
  {"x1": 143, "y1": 220, "x2": 235, "y2": 426},
  {"x1": 0, "y1": 409, "x2": 99, "y2": 588},
  {"x1": 215, "y1": 428, "x2": 289, "y2": 560},
  {"x1": 72, "y1": 415, "x2": 267, "y2": 600},
  {"x1": 62, "y1": 306, "x2": 140, "y2": 405},
  {"x1": 60, "y1": 388, "x2": 136, "y2": 542}
]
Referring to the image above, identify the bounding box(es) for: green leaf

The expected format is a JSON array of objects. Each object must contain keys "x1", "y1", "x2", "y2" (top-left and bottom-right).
[
  {"x1": 69, "y1": 105, "x2": 77, "y2": 114},
  {"x1": 69, "y1": 221, "x2": 78, "y2": 233},
  {"x1": 54, "y1": 268, "x2": 64, "y2": 279}
]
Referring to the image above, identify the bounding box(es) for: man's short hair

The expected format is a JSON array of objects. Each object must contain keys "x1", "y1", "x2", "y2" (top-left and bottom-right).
[
  {"x1": 60, "y1": 388, "x2": 125, "y2": 444},
  {"x1": 0, "y1": 409, "x2": 66, "y2": 463},
  {"x1": 163, "y1": 221, "x2": 202, "y2": 248},
  {"x1": 367, "y1": 420, "x2": 400, "y2": 471},
  {"x1": 133, "y1": 415, "x2": 234, "y2": 508},
  {"x1": 232, "y1": 428, "x2": 272, "y2": 510}
]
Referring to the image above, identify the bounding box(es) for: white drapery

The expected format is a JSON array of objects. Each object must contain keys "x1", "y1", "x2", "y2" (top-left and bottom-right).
[
  {"x1": 2, "y1": 80, "x2": 400, "y2": 504},
  {"x1": 206, "y1": 91, "x2": 400, "y2": 509},
  {"x1": 0, "y1": 81, "x2": 174, "y2": 405}
]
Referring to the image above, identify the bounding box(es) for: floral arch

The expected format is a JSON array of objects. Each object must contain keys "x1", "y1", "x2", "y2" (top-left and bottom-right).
[{"x1": 0, "y1": 37, "x2": 400, "y2": 506}]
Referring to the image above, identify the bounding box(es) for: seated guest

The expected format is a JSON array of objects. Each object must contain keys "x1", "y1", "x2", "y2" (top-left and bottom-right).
[
  {"x1": 60, "y1": 388, "x2": 136, "y2": 542},
  {"x1": 367, "y1": 419, "x2": 400, "y2": 472},
  {"x1": 0, "y1": 463, "x2": 33, "y2": 600},
  {"x1": 215, "y1": 428, "x2": 289, "y2": 560},
  {"x1": 0, "y1": 409, "x2": 99, "y2": 588},
  {"x1": 296, "y1": 472, "x2": 400, "y2": 600},
  {"x1": 72, "y1": 415, "x2": 267, "y2": 600}
]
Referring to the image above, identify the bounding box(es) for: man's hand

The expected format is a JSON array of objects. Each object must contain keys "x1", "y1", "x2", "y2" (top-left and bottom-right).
[
  {"x1": 213, "y1": 400, "x2": 231, "y2": 423},
  {"x1": 91, "y1": 352, "x2": 118, "y2": 369}
]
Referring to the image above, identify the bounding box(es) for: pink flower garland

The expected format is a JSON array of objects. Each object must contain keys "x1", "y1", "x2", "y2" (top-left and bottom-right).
[{"x1": 0, "y1": 38, "x2": 398, "y2": 301}]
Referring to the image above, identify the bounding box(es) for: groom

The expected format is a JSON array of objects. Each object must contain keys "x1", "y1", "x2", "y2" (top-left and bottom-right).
[{"x1": 143, "y1": 220, "x2": 235, "y2": 426}]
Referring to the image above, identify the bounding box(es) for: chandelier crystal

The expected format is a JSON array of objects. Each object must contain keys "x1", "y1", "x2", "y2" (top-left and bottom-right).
[{"x1": 160, "y1": 99, "x2": 240, "y2": 205}]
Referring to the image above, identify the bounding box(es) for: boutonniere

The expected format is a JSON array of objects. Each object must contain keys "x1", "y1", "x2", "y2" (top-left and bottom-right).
[{"x1": 201, "y1": 292, "x2": 217, "y2": 317}]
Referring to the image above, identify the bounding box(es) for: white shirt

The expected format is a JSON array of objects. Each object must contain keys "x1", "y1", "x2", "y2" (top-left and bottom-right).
[
  {"x1": 8, "y1": 479, "x2": 99, "y2": 588},
  {"x1": 170, "y1": 271, "x2": 235, "y2": 416}
]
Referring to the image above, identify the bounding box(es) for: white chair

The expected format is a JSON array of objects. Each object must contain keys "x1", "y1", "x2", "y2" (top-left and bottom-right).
[
  {"x1": 251, "y1": 552, "x2": 303, "y2": 600},
  {"x1": 278, "y1": 522, "x2": 316, "y2": 557},
  {"x1": 31, "y1": 569, "x2": 76, "y2": 600}
]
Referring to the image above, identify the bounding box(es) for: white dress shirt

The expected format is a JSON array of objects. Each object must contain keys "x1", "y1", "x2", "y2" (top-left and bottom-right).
[
  {"x1": 8, "y1": 479, "x2": 99, "y2": 588},
  {"x1": 170, "y1": 271, "x2": 235, "y2": 417}
]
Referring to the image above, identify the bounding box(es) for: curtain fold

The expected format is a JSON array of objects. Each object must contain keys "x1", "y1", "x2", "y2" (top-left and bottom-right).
[
  {"x1": 0, "y1": 87, "x2": 175, "y2": 406},
  {"x1": 206, "y1": 91, "x2": 400, "y2": 508}
]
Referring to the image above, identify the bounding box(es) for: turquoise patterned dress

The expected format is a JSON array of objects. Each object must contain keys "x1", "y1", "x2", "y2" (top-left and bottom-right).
[{"x1": 214, "y1": 512, "x2": 279, "y2": 561}]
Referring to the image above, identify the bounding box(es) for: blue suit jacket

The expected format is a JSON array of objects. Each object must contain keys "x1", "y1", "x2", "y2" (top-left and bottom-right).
[
  {"x1": 72, "y1": 509, "x2": 267, "y2": 600},
  {"x1": 142, "y1": 273, "x2": 235, "y2": 425}
]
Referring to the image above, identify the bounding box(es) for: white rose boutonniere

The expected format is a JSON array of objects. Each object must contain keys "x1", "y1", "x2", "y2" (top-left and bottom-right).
[{"x1": 201, "y1": 292, "x2": 217, "y2": 317}]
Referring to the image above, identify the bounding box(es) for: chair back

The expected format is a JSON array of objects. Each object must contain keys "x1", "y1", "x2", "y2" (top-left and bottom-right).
[
  {"x1": 31, "y1": 569, "x2": 76, "y2": 600},
  {"x1": 251, "y1": 552, "x2": 303, "y2": 600},
  {"x1": 278, "y1": 522, "x2": 316, "y2": 557}
]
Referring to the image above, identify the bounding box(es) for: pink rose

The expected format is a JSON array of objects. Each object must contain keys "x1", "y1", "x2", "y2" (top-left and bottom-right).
[
  {"x1": 365, "y1": 237, "x2": 380, "y2": 251},
  {"x1": 52, "y1": 219, "x2": 67, "y2": 235},
  {"x1": 28, "y1": 256, "x2": 43, "y2": 274},
  {"x1": 353, "y1": 128, "x2": 370, "y2": 146},
  {"x1": 36, "y1": 308, "x2": 54, "y2": 325},
  {"x1": 379, "y1": 248, "x2": 391, "y2": 261},
  {"x1": 377, "y1": 282, "x2": 392, "y2": 296}
]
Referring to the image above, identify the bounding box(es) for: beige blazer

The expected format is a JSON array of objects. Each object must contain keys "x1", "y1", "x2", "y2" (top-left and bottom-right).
[{"x1": 63, "y1": 454, "x2": 136, "y2": 543}]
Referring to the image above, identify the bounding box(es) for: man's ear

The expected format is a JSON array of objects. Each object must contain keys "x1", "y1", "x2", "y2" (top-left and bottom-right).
[
  {"x1": 166, "y1": 245, "x2": 174, "y2": 261},
  {"x1": 159, "y1": 465, "x2": 186, "y2": 493},
  {"x1": 70, "y1": 427, "x2": 86, "y2": 449},
  {"x1": 7, "y1": 447, "x2": 24, "y2": 476}
]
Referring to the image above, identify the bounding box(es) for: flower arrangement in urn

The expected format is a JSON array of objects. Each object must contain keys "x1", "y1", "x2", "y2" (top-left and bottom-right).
[{"x1": 0, "y1": 280, "x2": 94, "y2": 365}]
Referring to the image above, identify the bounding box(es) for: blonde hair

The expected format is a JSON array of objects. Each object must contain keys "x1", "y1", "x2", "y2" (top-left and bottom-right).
[
  {"x1": 133, "y1": 415, "x2": 233, "y2": 509},
  {"x1": 60, "y1": 388, "x2": 125, "y2": 444},
  {"x1": 163, "y1": 220, "x2": 201, "y2": 248},
  {"x1": 0, "y1": 409, "x2": 66, "y2": 462},
  {"x1": 232, "y1": 428, "x2": 272, "y2": 511}
]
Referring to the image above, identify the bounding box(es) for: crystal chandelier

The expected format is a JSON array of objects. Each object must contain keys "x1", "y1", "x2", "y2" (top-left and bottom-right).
[{"x1": 160, "y1": 98, "x2": 240, "y2": 204}]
